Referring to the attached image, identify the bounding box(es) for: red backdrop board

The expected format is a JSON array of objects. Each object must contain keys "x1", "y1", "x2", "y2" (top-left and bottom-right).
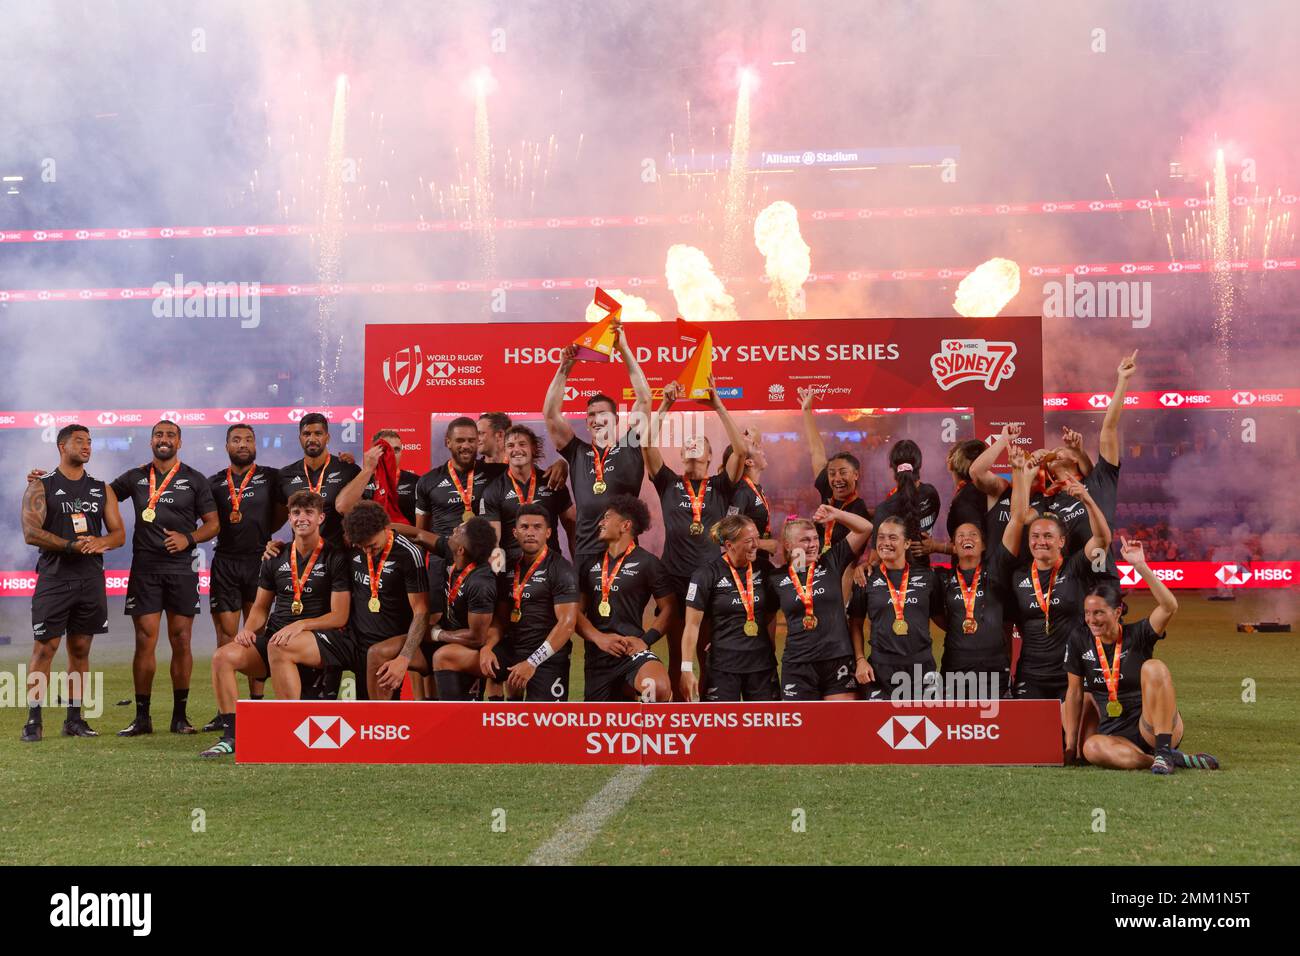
[
  {"x1": 235, "y1": 700, "x2": 1063, "y2": 765},
  {"x1": 363, "y1": 316, "x2": 1044, "y2": 470}
]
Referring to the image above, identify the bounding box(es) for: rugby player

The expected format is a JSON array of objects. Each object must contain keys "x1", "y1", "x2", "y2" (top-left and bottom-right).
[
  {"x1": 277, "y1": 412, "x2": 361, "y2": 548},
  {"x1": 480, "y1": 425, "x2": 573, "y2": 571},
  {"x1": 477, "y1": 412, "x2": 512, "y2": 464},
  {"x1": 110, "y1": 420, "x2": 219, "y2": 736},
  {"x1": 722, "y1": 427, "x2": 777, "y2": 555},
  {"x1": 335, "y1": 429, "x2": 420, "y2": 524},
  {"x1": 769, "y1": 505, "x2": 872, "y2": 701},
  {"x1": 425, "y1": 517, "x2": 504, "y2": 700},
  {"x1": 576, "y1": 494, "x2": 675, "y2": 702},
  {"x1": 799, "y1": 388, "x2": 872, "y2": 553},
  {"x1": 869, "y1": 440, "x2": 941, "y2": 567},
  {"x1": 21, "y1": 425, "x2": 125, "y2": 741},
  {"x1": 1066, "y1": 538, "x2": 1219, "y2": 774},
  {"x1": 544, "y1": 328, "x2": 650, "y2": 571},
  {"x1": 681, "y1": 516, "x2": 779, "y2": 702},
  {"x1": 200, "y1": 490, "x2": 349, "y2": 757},
  {"x1": 202, "y1": 423, "x2": 280, "y2": 730},
  {"x1": 484, "y1": 503, "x2": 580, "y2": 700}
]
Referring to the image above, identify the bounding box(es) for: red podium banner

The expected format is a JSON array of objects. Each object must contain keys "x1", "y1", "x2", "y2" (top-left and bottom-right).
[
  {"x1": 235, "y1": 700, "x2": 1063, "y2": 766},
  {"x1": 363, "y1": 316, "x2": 1045, "y2": 471}
]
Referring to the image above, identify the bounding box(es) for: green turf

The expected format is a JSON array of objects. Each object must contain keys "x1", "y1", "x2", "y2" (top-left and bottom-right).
[{"x1": 1, "y1": 594, "x2": 1295, "y2": 865}]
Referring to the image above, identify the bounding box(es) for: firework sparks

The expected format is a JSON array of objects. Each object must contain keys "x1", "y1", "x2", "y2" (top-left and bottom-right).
[
  {"x1": 719, "y1": 70, "x2": 753, "y2": 276},
  {"x1": 753, "y1": 200, "x2": 810, "y2": 316},
  {"x1": 952, "y1": 257, "x2": 1021, "y2": 317},
  {"x1": 315, "y1": 74, "x2": 348, "y2": 399}
]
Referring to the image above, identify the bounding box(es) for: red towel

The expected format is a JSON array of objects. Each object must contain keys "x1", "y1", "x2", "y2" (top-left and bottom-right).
[{"x1": 369, "y1": 440, "x2": 407, "y2": 524}]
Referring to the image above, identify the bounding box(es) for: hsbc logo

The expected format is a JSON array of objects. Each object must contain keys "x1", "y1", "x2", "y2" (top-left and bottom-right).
[
  {"x1": 383, "y1": 345, "x2": 424, "y2": 397},
  {"x1": 1028, "y1": 266, "x2": 1044, "y2": 277},
  {"x1": 351, "y1": 407, "x2": 364, "y2": 421},
  {"x1": 1121, "y1": 263, "x2": 1137, "y2": 274},
  {"x1": 224, "y1": 409, "x2": 245, "y2": 423},
  {"x1": 1232, "y1": 391, "x2": 1256, "y2": 406},
  {"x1": 1167, "y1": 262, "x2": 1184, "y2": 272},
  {"x1": 294, "y1": 715, "x2": 355, "y2": 749},
  {"x1": 1042, "y1": 202, "x2": 1058, "y2": 212},
  {"x1": 877, "y1": 715, "x2": 941, "y2": 750},
  {"x1": 431, "y1": 361, "x2": 456, "y2": 378},
  {"x1": 162, "y1": 410, "x2": 180, "y2": 422},
  {"x1": 1088, "y1": 201, "x2": 1104, "y2": 211},
  {"x1": 97, "y1": 411, "x2": 119, "y2": 425},
  {"x1": 1137, "y1": 199, "x2": 1152, "y2": 210},
  {"x1": 1159, "y1": 392, "x2": 1184, "y2": 407},
  {"x1": 34, "y1": 413, "x2": 55, "y2": 427},
  {"x1": 1117, "y1": 564, "x2": 1141, "y2": 586},
  {"x1": 1216, "y1": 564, "x2": 1252, "y2": 586},
  {"x1": 287, "y1": 408, "x2": 307, "y2": 423},
  {"x1": 563, "y1": 385, "x2": 579, "y2": 401},
  {"x1": 1088, "y1": 393, "x2": 1110, "y2": 409}
]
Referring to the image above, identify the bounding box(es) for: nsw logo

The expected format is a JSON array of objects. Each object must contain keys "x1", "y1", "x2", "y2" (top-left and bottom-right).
[
  {"x1": 877, "y1": 715, "x2": 941, "y2": 750},
  {"x1": 294, "y1": 715, "x2": 355, "y2": 749},
  {"x1": 383, "y1": 345, "x2": 424, "y2": 397},
  {"x1": 929, "y1": 339, "x2": 1017, "y2": 392}
]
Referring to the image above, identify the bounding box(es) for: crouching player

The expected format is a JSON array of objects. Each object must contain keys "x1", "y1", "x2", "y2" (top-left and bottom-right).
[
  {"x1": 483, "y1": 504, "x2": 579, "y2": 700},
  {"x1": 427, "y1": 517, "x2": 503, "y2": 700},
  {"x1": 1064, "y1": 538, "x2": 1220, "y2": 775},
  {"x1": 201, "y1": 491, "x2": 349, "y2": 757}
]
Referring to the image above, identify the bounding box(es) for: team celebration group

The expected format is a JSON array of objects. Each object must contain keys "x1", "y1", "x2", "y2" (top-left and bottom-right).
[{"x1": 19, "y1": 327, "x2": 1220, "y2": 773}]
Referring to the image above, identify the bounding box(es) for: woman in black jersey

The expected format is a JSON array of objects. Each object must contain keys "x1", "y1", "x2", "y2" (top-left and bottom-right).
[
  {"x1": 870, "y1": 440, "x2": 941, "y2": 568},
  {"x1": 681, "y1": 516, "x2": 779, "y2": 702},
  {"x1": 944, "y1": 439, "x2": 990, "y2": 542},
  {"x1": 933, "y1": 521, "x2": 1013, "y2": 700},
  {"x1": 768, "y1": 507, "x2": 871, "y2": 701},
  {"x1": 1065, "y1": 539, "x2": 1220, "y2": 774},
  {"x1": 849, "y1": 516, "x2": 945, "y2": 700}
]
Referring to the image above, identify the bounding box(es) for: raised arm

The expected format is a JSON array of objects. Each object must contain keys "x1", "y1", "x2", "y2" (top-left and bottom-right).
[
  {"x1": 1063, "y1": 476, "x2": 1112, "y2": 562},
  {"x1": 1099, "y1": 350, "x2": 1137, "y2": 466},
  {"x1": 709, "y1": 376, "x2": 748, "y2": 484},
  {"x1": 1001, "y1": 445, "x2": 1032, "y2": 556},
  {"x1": 641, "y1": 380, "x2": 674, "y2": 478},
  {"x1": 970, "y1": 423, "x2": 1018, "y2": 499},
  {"x1": 336, "y1": 443, "x2": 384, "y2": 515},
  {"x1": 799, "y1": 387, "x2": 828, "y2": 478},
  {"x1": 544, "y1": 344, "x2": 579, "y2": 451},
  {"x1": 813, "y1": 502, "x2": 872, "y2": 555},
  {"x1": 1120, "y1": 537, "x2": 1177, "y2": 634},
  {"x1": 617, "y1": 325, "x2": 652, "y2": 414}
]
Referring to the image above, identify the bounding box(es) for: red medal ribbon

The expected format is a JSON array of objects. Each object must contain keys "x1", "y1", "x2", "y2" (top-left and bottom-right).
[
  {"x1": 225, "y1": 464, "x2": 255, "y2": 516},
  {"x1": 290, "y1": 538, "x2": 325, "y2": 609},
  {"x1": 884, "y1": 564, "x2": 910, "y2": 625},
  {"x1": 304, "y1": 454, "x2": 331, "y2": 495},
  {"x1": 725, "y1": 555, "x2": 756, "y2": 627},
  {"x1": 1031, "y1": 559, "x2": 1062, "y2": 631},
  {"x1": 787, "y1": 561, "x2": 818, "y2": 621},
  {"x1": 1093, "y1": 631, "x2": 1124, "y2": 706},
  {"x1": 956, "y1": 565, "x2": 980, "y2": 629},
  {"x1": 365, "y1": 530, "x2": 394, "y2": 607},
  {"x1": 447, "y1": 465, "x2": 476, "y2": 514},
  {"x1": 448, "y1": 562, "x2": 477, "y2": 605},
  {"x1": 600, "y1": 543, "x2": 635, "y2": 607},
  {"x1": 683, "y1": 475, "x2": 708, "y2": 526},
  {"x1": 513, "y1": 545, "x2": 548, "y2": 614},
  {"x1": 821, "y1": 492, "x2": 858, "y2": 550},
  {"x1": 508, "y1": 468, "x2": 537, "y2": 506},
  {"x1": 147, "y1": 461, "x2": 181, "y2": 511}
]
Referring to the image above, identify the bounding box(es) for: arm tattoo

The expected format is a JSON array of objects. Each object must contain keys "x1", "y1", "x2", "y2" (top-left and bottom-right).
[
  {"x1": 399, "y1": 610, "x2": 428, "y2": 659},
  {"x1": 22, "y1": 480, "x2": 67, "y2": 551}
]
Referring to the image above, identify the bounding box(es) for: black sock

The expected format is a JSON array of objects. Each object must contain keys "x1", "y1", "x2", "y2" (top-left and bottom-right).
[
  {"x1": 250, "y1": 693, "x2": 264, "y2": 700},
  {"x1": 67, "y1": 700, "x2": 82, "y2": 722},
  {"x1": 487, "y1": 694, "x2": 505, "y2": 702},
  {"x1": 1156, "y1": 733, "x2": 1173, "y2": 753},
  {"x1": 172, "y1": 687, "x2": 189, "y2": 720},
  {"x1": 135, "y1": 694, "x2": 151, "y2": 719},
  {"x1": 222, "y1": 713, "x2": 236, "y2": 740},
  {"x1": 434, "y1": 670, "x2": 475, "y2": 701},
  {"x1": 27, "y1": 705, "x2": 41, "y2": 725}
]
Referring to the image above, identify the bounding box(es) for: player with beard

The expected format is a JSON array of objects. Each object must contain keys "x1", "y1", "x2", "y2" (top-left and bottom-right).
[
  {"x1": 722, "y1": 427, "x2": 778, "y2": 555},
  {"x1": 201, "y1": 424, "x2": 281, "y2": 730},
  {"x1": 637, "y1": 377, "x2": 747, "y2": 698},
  {"x1": 477, "y1": 412, "x2": 512, "y2": 464},
  {"x1": 770, "y1": 506, "x2": 872, "y2": 701},
  {"x1": 481, "y1": 425, "x2": 573, "y2": 571},
  {"x1": 200, "y1": 491, "x2": 349, "y2": 756},
  {"x1": 869, "y1": 440, "x2": 942, "y2": 568},
  {"x1": 544, "y1": 327, "x2": 650, "y2": 572},
  {"x1": 1066, "y1": 540, "x2": 1219, "y2": 774},
  {"x1": 110, "y1": 421, "x2": 219, "y2": 736},
  {"x1": 425, "y1": 518, "x2": 503, "y2": 700},
  {"x1": 277, "y1": 413, "x2": 361, "y2": 549},
  {"x1": 415, "y1": 417, "x2": 508, "y2": 538},
  {"x1": 335, "y1": 429, "x2": 421, "y2": 524},
  {"x1": 800, "y1": 388, "x2": 872, "y2": 554},
  {"x1": 848, "y1": 516, "x2": 945, "y2": 700},
  {"x1": 21, "y1": 425, "x2": 125, "y2": 741},
  {"x1": 481, "y1": 504, "x2": 580, "y2": 700},
  {"x1": 577, "y1": 494, "x2": 675, "y2": 702},
  {"x1": 681, "y1": 516, "x2": 779, "y2": 702}
]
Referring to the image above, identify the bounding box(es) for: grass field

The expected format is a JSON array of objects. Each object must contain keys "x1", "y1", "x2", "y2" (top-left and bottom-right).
[{"x1": 1, "y1": 593, "x2": 1296, "y2": 865}]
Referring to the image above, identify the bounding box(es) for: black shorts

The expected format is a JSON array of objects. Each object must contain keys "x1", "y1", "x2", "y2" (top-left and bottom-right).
[
  {"x1": 32, "y1": 576, "x2": 109, "y2": 642},
  {"x1": 209, "y1": 554, "x2": 261, "y2": 614},
  {"x1": 494, "y1": 648, "x2": 572, "y2": 701},
  {"x1": 584, "y1": 650, "x2": 661, "y2": 702},
  {"x1": 704, "y1": 667, "x2": 780, "y2": 702},
  {"x1": 314, "y1": 629, "x2": 363, "y2": 672},
  {"x1": 124, "y1": 569, "x2": 201, "y2": 618},
  {"x1": 1011, "y1": 673, "x2": 1068, "y2": 702},
  {"x1": 863, "y1": 656, "x2": 939, "y2": 701},
  {"x1": 781, "y1": 656, "x2": 858, "y2": 700}
]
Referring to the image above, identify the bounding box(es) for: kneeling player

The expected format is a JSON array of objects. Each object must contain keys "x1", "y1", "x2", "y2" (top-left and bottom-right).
[
  {"x1": 1065, "y1": 539, "x2": 1219, "y2": 775},
  {"x1": 484, "y1": 504, "x2": 579, "y2": 700},
  {"x1": 428, "y1": 517, "x2": 504, "y2": 700},
  {"x1": 200, "y1": 491, "x2": 349, "y2": 757},
  {"x1": 681, "y1": 516, "x2": 779, "y2": 701},
  {"x1": 334, "y1": 502, "x2": 430, "y2": 700},
  {"x1": 576, "y1": 495, "x2": 676, "y2": 701}
]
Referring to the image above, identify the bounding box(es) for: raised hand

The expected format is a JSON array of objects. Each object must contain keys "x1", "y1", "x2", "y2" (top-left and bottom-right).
[
  {"x1": 1061, "y1": 426, "x2": 1084, "y2": 451},
  {"x1": 1119, "y1": 536, "x2": 1146, "y2": 567},
  {"x1": 1117, "y1": 349, "x2": 1138, "y2": 381}
]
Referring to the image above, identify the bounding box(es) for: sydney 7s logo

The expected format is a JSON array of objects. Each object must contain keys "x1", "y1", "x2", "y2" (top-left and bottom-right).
[{"x1": 930, "y1": 339, "x2": 1018, "y2": 391}]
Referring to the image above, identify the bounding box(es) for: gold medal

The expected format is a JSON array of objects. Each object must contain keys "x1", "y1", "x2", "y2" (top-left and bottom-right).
[
  {"x1": 1106, "y1": 700, "x2": 1123, "y2": 718},
  {"x1": 291, "y1": 599, "x2": 303, "y2": 615},
  {"x1": 592, "y1": 479, "x2": 607, "y2": 494},
  {"x1": 141, "y1": 508, "x2": 156, "y2": 523},
  {"x1": 510, "y1": 608, "x2": 522, "y2": 623},
  {"x1": 462, "y1": 509, "x2": 474, "y2": 523},
  {"x1": 820, "y1": 543, "x2": 830, "y2": 554},
  {"x1": 598, "y1": 600, "x2": 612, "y2": 617},
  {"x1": 142, "y1": 462, "x2": 179, "y2": 526},
  {"x1": 892, "y1": 618, "x2": 909, "y2": 636},
  {"x1": 962, "y1": 617, "x2": 977, "y2": 634},
  {"x1": 689, "y1": 521, "x2": 704, "y2": 535},
  {"x1": 743, "y1": 620, "x2": 759, "y2": 637},
  {"x1": 229, "y1": 510, "x2": 243, "y2": 524},
  {"x1": 368, "y1": 597, "x2": 381, "y2": 613},
  {"x1": 802, "y1": 614, "x2": 818, "y2": 630}
]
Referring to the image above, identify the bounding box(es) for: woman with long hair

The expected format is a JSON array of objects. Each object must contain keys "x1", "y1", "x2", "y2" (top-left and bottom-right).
[{"x1": 870, "y1": 439, "x2": 941, "y2": 567}]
